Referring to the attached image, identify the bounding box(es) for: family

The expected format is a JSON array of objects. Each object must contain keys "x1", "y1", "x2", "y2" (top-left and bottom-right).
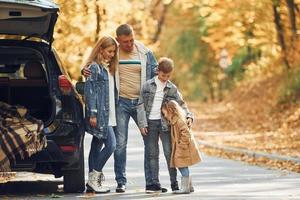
[{"x1": 81, "y1": 24, "x2": 202, "y2": 194}]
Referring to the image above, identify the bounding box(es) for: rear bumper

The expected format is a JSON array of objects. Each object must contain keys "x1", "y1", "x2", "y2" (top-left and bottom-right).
[
  {"x1": 32, "y1": 140, "x2": 65, "y2": 162},
  {"x1": 11, "y1": 138, "x2": 82, "y2": 172}
]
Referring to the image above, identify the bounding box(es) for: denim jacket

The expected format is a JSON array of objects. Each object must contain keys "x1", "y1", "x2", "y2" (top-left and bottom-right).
[
  {"x1": 115, "y1": 40, "x2": 157, "y2": 95},
  {"x1": 84, "y1": 62, "x2": 111, "y2": 139},
  {"x1": 137, "y1": 77, "x2": 194, "y2": 132}
]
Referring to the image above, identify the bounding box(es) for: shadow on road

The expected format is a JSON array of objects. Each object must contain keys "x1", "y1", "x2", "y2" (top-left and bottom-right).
[{"x1": 0, "y1": 181, "x2": 62, "y2": 195}]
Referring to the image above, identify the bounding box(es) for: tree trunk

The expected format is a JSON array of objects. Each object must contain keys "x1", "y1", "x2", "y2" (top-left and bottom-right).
[
  {"x1": 285, "y1": 0, "x2": 297, "y2": 39},
  {"x1": 204, "y1": 70, "x2": 215, "y2": 101},
  {"x1": 272, "y1": 0, "x2": 290, "y2": 69},
  {"x1": 207, "y1": 80, "x2": 215, "y2": 101},
  {"x1": 81, "y1": 0, "x2": 88, "y2": 15},
  {"x1": 95, "y1": 0, "x2": 101, "y2": 42},
  {"x1": 152, "y1": 0, "x2": 175, "y2": 43}
]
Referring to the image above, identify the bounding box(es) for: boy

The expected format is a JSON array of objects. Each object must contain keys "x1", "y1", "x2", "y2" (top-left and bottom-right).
[{"x1": 137, "y1": 57, "x2": 194, "y2": 193}]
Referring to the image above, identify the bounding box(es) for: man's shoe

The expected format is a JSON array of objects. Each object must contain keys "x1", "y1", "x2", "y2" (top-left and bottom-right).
[
  {"x1": 116, "y1": 184, "x2": 126, "y2": 193},
  {"x1": 171, "y1": 181, "x2": 179, "y2": 191}
]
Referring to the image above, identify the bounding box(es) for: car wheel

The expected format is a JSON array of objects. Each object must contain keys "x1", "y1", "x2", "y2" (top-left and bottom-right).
[{"x1": 63, "y1": 144, "x2": 85, "y2": 193}]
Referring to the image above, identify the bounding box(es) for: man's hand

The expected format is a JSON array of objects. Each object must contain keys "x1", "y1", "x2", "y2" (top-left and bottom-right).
[
  {"x1": 89, "y1": 117, "x2": 97, "y2": 128},
  {"x1": 82, "y1": 66, "x2": 91, "y2": 78},
  {"x1": 187, "y1": 118, "x2": 193, "y2": 129},
  {"x1": 140, "y1": 127, "x2": 148, "y2": 136}
]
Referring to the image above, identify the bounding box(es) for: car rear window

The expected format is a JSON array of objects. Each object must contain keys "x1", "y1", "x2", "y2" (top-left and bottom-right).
[
  {"x1": 0, "y1": 46, "x2": 46, "y2": 80},
  {"x1": 0, "y1": 64, "x2": 25, "y2": 79}
]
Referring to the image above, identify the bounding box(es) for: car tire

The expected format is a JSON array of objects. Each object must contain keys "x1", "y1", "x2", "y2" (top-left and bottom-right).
[{"x1": 63, "y1": 144, "x2": 85, "y2": 193}]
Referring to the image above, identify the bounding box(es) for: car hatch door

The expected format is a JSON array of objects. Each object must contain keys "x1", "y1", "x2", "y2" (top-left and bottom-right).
[{"x1": 0, "y1": 0, "x2": 59, "y2": 43}]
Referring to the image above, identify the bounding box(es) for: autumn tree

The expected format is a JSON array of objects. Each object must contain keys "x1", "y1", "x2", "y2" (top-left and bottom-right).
[{"x1": 51, "y1": 0, "x2": 300, "y2": 100}]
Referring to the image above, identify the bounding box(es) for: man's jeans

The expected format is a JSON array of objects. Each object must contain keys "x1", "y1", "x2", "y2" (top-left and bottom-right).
[
  {"x1": 88, "y1": 126, "x2": 116, "y2": 172},
  {"x1": 143, "y1": 119, "x2": 177, "y2": 186},
  {"x1": 114, "y1": 97, "x2": 139, "y2": 185}
]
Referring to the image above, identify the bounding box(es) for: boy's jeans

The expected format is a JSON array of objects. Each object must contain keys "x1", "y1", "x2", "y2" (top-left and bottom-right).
[
  {"x1": 143, "y1": 119, "x2": 177, "y2": 186},
  {"x1": 88, "y1": 126, "x2": 116, "y2": 172},
  {"x1": 114, "y1": 97, "x2": 139, "y2": 185}
]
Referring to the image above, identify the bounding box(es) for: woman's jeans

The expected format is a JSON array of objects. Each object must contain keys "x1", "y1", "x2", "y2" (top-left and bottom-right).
[
  {"x1": 88, "y1": 126, "x2": 116, "y2": 172},
  {"x1": 178, "y1": 167, "x2": 189, "y2": 177},
  {"x1": 143, "y1": 119, "x2": 177, "y2": 186}
]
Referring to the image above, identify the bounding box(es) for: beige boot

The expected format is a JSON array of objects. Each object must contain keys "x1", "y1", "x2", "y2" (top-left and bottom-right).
[
  {"x1": 86, "y1": 169, "x2": 110, "y2": 193},
  {"x1": 174, "y1": 176, "x2": 190, "y2": 194}
]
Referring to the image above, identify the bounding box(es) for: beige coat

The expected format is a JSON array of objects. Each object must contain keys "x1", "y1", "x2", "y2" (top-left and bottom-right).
[{"x1": 170, "y1": 116, "x2": 202, "y2": 168}]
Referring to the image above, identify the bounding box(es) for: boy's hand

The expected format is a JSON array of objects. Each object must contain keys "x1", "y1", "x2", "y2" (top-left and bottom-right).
[
  {"x1": 140, "y1": 127, "x2": 148, "y2": 136},
  {"x1": 187, "y1": 118, "x2": 193, "y2": 129},
  {"x1": 82, "y1": 66, "x2": 91, "y2": 78},
  {"x1": 89, "y1": 117, "x2": 97, "y2": 127}
]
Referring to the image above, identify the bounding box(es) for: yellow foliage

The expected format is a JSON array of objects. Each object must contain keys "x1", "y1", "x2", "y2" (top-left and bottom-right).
[{"x1": 51, "y1": 0, "x2": 300, "y2": 89}]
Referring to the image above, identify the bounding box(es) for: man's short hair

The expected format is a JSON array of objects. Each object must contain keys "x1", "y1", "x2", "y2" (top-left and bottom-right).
[
  {"x1": 116, "y1": 24, "x2": 133, "y2": 37},
  {"x1": 158, "y1": 57, "x2": 174, "y2": 73}
]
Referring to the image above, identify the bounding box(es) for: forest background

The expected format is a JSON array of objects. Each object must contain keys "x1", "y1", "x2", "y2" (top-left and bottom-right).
[{"x1": 53, "y1": 0, "x2": 300, "y2": 172}]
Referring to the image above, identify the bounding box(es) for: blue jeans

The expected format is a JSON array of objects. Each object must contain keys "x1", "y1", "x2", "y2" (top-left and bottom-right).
[
  {"x1": 160, "y1": 130, "x2": 177, "y2": 185},
  {"x1": 88, "y1": 126, "x2": 116, "y2": 172},
  {"x1": 114, "y1": 97, "x2": 139, "y2": 184},
  {"x1": 178, "y1": 167, "x2": 189, "y2": 177},
  {"x1": 143, "y1": 119, "x2": 177, "y2": 186}
]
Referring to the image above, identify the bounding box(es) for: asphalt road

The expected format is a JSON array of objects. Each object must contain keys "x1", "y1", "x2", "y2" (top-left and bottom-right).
[{"x1": 0, "y1": 120, "x2": 300, "y2": 199}]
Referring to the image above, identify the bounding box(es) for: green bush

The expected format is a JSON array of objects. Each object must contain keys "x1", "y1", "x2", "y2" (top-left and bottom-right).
[{"x1": 279, "y1": 68, "x2": 300, "y2": 104}]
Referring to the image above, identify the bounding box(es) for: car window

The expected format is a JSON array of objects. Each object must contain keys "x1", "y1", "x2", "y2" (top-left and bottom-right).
[{"x1": 0, "y1": 64, "x2": 25, "y2": 79}]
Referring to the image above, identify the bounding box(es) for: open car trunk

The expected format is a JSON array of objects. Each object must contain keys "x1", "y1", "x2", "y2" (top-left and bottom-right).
[
  {"x1": 0, "y1": 46, "x2": 53, "y2": 123},
  {"x1": 0, "y1": 0, "x2": 59, "y2": 43}
]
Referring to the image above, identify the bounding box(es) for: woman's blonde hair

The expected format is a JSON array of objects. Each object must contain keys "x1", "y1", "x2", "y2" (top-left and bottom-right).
[
  {"x1": 84, "y1": 35, "x2": 118, "y2": 75},
  {"x1": 162, "y1": 100, "x2": 186, "y2": 122}
]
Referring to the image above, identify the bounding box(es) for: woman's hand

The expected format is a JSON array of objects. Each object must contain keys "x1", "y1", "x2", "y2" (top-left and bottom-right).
[{"x1": 89, "y1": 117, "x2": 97, "y2": 128}]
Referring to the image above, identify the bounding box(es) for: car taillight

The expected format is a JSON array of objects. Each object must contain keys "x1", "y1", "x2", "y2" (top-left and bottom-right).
[
  {"x1": 60, "y1": 145, "x2": 78, "y2": 152},
  {"x1": 58, "y1": 75, "x2": 72, "y2": 95}
]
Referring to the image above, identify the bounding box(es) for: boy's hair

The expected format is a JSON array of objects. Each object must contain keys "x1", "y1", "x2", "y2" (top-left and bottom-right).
[
  {"x1": 158, "y1": 57, "x2": 174, "y2": 73},
  {"x1": 116, "y1": 24, "x2": 133, "y2": 37}
]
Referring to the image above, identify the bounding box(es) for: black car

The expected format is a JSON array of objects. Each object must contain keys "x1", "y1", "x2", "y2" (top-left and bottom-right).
[{"x1": 0, "y1": 0, "x2": 85, "y2": 192}]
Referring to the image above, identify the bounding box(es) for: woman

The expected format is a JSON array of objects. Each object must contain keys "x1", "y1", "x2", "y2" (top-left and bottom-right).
[{"x1": 84, "y1": 35, "x2": 118, "y2": 193}]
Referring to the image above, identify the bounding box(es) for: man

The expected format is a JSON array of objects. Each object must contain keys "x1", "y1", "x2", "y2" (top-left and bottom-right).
[{"x1": 82, "y1": 24, "x2": 178, "y2": 193}]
